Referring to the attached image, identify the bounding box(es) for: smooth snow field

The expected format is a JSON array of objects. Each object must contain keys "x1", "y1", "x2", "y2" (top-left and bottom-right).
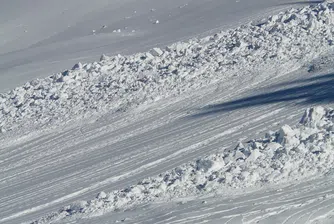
[{"x1": 1, "y1": 1, "x2": 334, "y2": 224}]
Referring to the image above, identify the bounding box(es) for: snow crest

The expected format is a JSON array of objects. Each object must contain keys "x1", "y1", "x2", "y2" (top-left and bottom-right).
[
  {"x1": 31, "y1": 106, "x2": 334, "y2": 223},
  {"x1": 1, "y1": 3, "x2": 334, "y2": 134}
]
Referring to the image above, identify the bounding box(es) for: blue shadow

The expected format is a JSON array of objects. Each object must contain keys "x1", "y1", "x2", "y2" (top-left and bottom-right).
[{"x1": 191, "y1": 73, "x2": 334, "y2": 118}]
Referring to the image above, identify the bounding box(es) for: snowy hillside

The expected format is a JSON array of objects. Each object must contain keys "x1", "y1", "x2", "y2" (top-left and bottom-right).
[{"x1": 1, "y1": 1, "x2": 334, "y2": 224}]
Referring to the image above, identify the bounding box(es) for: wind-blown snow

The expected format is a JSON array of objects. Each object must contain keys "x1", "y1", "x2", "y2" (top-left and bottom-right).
[
  {"x1": 1, "y1": 3, "x2": 334, "y2": 135},
  {"x1": 31, "y1": 106, "x2": 334, "y2": 223}
]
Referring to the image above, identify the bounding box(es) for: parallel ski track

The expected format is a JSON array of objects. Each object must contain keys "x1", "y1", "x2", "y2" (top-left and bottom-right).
[{"x1": 1, "y1": 64, "x2": 334, "y2": 223}]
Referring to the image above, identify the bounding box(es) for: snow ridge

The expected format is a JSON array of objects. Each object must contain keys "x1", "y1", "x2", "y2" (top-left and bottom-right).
[
  {"x1": 1, "y1": 3, "x2": 334, "y2": 134},
  {"x1": 31, "y1": 106, "x2": 334, "y2": 223}
]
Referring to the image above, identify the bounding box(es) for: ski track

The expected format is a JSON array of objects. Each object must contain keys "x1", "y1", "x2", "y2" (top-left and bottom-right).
[
  {"x1": 1, "y1": 2, "x2": 334, "y2": 223},
  {"x1": 74, "y1": 177, "x2": 334, "y2": 224},
  {"x1": 2, "y1": 60, "x2": 334, "y2": 223}
]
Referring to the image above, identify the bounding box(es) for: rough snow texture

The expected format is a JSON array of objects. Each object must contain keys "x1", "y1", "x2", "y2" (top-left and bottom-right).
[
  {"x1": 1, "y1": 3, "x2": 334, "y2": 134},
  {"x1": 32, "y1": 106, "x2": 334, "y2": 223}
]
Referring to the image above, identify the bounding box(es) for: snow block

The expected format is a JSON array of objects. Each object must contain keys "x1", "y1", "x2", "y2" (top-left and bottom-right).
[
  {"x1": 97, "y1": 191, "x2": 107, "y2": 199},
  {"x1": 150, "y1": 48, "x2": 164, "y2": 57},
  {"x1": 72, "y1": 62, "x2": 83, "y2": 70},
  {"x1": 277, "y1": 124, "x2": 300, "y2": 148},
  {"x1": 145, "y1": 52, "x2": 155, "y2": 60},
  {"x1": 300, "y1": 106, "x2": 327, "y2": 127},
  {"x1": 246, "y1": 148, "x2": 262, "y2": 162}
]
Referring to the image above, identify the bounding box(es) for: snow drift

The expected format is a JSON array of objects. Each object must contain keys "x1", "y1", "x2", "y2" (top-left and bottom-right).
[
  {"x1": 31, "y1": 106, "x2": 334, "y2": 223},
  {"x1": 1, "y1": 2, "x2": 334, "y2": 134}
]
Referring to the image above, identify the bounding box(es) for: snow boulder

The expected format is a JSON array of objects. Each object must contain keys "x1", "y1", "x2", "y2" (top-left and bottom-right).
[
  {"x1": 96, "y1": 191, "x2": 107, "y2": 199},
  {"x1": 246, "y1": 148, "x2": 263, "y2": 162},
  {"x1": 277, "y1": 124, "x2": 300, "y2": 148},
  {"x1": 150, "y1": 48, "x2": 164, "y2": 57},
  {"x1": 196, "y1": 157, "x2": 225, "y2": 173},
  {"x1": 300, "y1": 106, "x2": 328, "y2": 128},
  {"x1": 62, "y1": 201, "x2": 88, "y2": 215}
]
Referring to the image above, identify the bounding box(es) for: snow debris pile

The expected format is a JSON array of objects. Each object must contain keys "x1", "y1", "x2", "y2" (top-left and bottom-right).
[
  {"x1": 1, "y1": 3, "x2": 334, "y2": 133},
  {"x1": 32, "y1": 106, "x2": 334, "y2": 223}
]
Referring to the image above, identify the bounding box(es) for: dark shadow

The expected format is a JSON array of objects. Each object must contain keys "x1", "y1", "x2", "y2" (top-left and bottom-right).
[
  {"x1": 267, "y1": 73, "x2": 334, "y2": 89},
  {"x1": 278, "y1": 1, "x2": 325, "y2": 6},
  {"x1": 191, "y1": 73, "x2": 334, "y2": 118}
]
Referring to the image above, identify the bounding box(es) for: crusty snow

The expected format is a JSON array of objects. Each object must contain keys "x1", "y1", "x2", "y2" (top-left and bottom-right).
[{"x1": 2, "y1": 1, "x2": 334, "y2": 224}]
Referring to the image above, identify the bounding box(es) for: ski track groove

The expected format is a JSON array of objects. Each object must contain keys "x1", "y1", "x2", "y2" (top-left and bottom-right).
[{"x1": 2, "y1": 60, "x2": 334, "y2": 223}]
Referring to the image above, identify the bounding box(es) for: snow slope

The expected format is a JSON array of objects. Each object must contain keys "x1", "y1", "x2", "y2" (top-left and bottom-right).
[
  {"x1": 6, "y1": 56, "x2": 334, "y2": 224},
  {"x1": 1, "y1": 2, "x2": 333, "y2": 135},
  {"x1": 1, "y1": 1, "x2": 334, "y2": 224},
  {"x1": 32, "y1": 106, "x2": 334, "y2": 224},
  {"x1": 0, "y1": 0, "x2": 323, "y2": 92}
]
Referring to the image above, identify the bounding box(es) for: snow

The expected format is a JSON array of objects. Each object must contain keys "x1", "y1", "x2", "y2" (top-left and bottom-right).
[
  {"x1": 1, "y1": 1, "x2": 334, "y2": 224},
  {"x1": 31, "y1": 106, "x2": 334, "y2": 223},
  {"x1": 1, "y1": 2, "x2": 333, "y2": 136},
  {"x1": 0, "y1": 0, "x2": 323, "y2": 92},
  {"x1": 2, "y1": 63, "x2": 334, "y2": 223}
]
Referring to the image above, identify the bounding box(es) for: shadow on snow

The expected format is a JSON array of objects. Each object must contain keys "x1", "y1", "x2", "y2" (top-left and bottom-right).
[{"x1": 191, "y1": 73, "x2": 334, "y2": 118}]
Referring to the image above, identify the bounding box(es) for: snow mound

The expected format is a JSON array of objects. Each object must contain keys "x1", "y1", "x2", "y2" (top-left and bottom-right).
[
  {"x1": 1, "y1": 3, "x2": 334, "y2": 134},
  {"x1": 31, "y1": 106, "x2": 334, "y2": 223}
]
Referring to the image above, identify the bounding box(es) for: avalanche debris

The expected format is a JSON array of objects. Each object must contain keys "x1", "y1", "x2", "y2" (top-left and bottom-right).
[
  {"x1": 32, "y1": 106, "x2": 334, "y2": 223},
  {"x1": 1, "y1": 3, "x2": 334, "y2": 134}
]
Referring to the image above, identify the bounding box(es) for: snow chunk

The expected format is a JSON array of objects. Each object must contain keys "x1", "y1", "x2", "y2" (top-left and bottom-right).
[
  {"x1": 246, "y1": 149, "x2": 263, "y2": 162},
  {"x1": 196, "y1": 157, "x2": 225, "y2": 173},
  {"x1": 96, "y1": 191, "x2": 107, "y2": 199},
  {"x1": 72, "y1": 62, "x2": 83, "y2": 70},
  {"x1": 143, "y1": 52, "x2": 154, "y2": 60},
  {"x1": 277, "y1": 124, "x2": 299, "y2": 147},
  {"x1": 150, "y1": 48, "x2": 164, "y2": 57},
  {"x1": 300, "y1": 106, "x2": 327, "y2": 128}
]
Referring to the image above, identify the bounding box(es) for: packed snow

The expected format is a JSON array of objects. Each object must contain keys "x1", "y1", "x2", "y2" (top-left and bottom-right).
[{"x1": 1, "y1": 2, "x2": 334, "y2": 136}]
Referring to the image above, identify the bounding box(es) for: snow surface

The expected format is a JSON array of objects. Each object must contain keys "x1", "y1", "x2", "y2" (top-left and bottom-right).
[
  {"x1": 1, "y1": 1, "x2": 334, "y2": 224},
  {"x1": 31, "y1": 106, "x2": 334, "y2": 223},
  {"x1": 1, "y1": 2, "x2": 334, "y2": 136},
  {"x1": 0, "y1": 0, "x2": 324, "y2": 92}
]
